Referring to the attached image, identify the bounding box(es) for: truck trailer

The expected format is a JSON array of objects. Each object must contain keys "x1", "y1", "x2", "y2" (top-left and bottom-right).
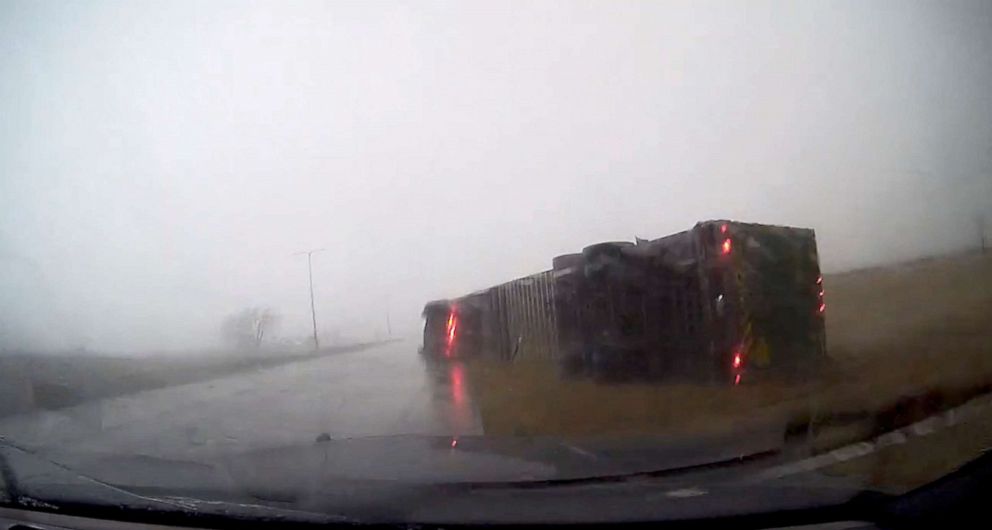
[{"x1": 422, "y1": 220, "x2": 826, "y2": 384}]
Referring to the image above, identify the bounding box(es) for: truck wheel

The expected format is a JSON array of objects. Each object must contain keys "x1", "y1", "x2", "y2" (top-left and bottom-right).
[
  {"x1": 552, "y1": 253, "x2": 584, "y2": 270},
  {"x1": 582, "y1": 242, "x2": 634, "y2": 261},
  {"x1": 582, "y1": 242, "x2": 633, "y2": 279}
]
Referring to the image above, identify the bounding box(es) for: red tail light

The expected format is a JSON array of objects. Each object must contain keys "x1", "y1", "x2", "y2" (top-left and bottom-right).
[
  {"x1": 721, "y1": 239, "x2": 732, "y2": 255},
  {"x1": 816, "y1": 276, "x2": 825, "y2": 314},
  {"x1": 720, "y1": 223, "x2": 728, "y2": 234},
  {"x1": 446, "y1": 311, "x2": 458, "y2": 346},
  {"x1": 732, "y1": 352, "x2": 742, "y2": 369},
  {"x1": 734, "y1": 373, "x2": 741, "y2": 385}
]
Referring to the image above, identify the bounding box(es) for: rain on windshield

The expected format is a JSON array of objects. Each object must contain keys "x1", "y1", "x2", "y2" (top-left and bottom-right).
[{"x1": 2, "y1": 0, "x2": 992, "y2": 516}]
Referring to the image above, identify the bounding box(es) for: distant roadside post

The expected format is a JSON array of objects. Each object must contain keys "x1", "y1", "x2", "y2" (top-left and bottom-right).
[
  {"x1": 294, "y1": 248, "x2": 325, "y2": 351},
  {"x1": 979, "y1": 214, "x2": 987, "y2": 254}
]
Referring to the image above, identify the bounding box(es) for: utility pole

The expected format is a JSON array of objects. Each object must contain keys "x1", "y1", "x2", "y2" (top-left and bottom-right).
[
  {"x1": 294, "y1": 248, "x2": 325, "y2": 350},
  {"x1": 978, "y1": 214, "x2": 987, "y2": 255}
]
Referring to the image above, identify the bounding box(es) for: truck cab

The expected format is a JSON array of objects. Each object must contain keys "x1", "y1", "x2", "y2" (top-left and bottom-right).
[{"x1": 698, "y1": 220, "x2": 826, "y2": 384}]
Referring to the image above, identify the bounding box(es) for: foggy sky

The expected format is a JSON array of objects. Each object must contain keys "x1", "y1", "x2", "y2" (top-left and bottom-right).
[{"x1": 2, "y1": 0, "x2": 991, "y2": 352}]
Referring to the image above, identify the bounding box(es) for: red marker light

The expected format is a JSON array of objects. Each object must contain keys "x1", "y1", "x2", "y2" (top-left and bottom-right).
[
  {"x1": 818, "y1": 303, "x2": 826, "y2": 313},
  {"x1": 816, "y1": 275, "x2": 823, "y2": 285},
  {"x1": 445, "y1": 311, "x2": 458, "y2": 346},
  {"x1": 734, "y1": 374, "x2": 741, "y2": 385},
  {"x1": 451, "y1": 438, "x2": 458, "y2": 448},
  {"x1": 721, "y1": 239, "x2": 732, "y2": 255},
  {"x1": 720, "y1": 223, "x2": 728, "y2": 234},
  {"x1": 732, "y1": 353, "x2": 742, "y2": 369}
]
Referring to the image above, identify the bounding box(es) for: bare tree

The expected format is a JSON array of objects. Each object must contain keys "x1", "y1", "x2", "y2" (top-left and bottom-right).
[{"x1": 222, "y1": 307, "x2": 279, "y2": 349}]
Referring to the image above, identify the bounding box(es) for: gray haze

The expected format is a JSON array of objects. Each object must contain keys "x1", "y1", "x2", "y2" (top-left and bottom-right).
[{"x1": 2, "y1": 0, "x2": 990, "y2": 353}]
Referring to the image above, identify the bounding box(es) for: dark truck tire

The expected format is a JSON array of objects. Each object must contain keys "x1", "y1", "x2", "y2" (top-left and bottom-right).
[
  {"x1": 586, "y1": 342, "x2": 647, "y2": 382},
  {"x1": 552, "y1": 253, "x2": 584, "y2": 270},
  {"x1": 581, "y1": 241, "x2": 634, "y2": 261},
  {"x1": 582, "y1": 242, "x2": 633, "y2": 279}
]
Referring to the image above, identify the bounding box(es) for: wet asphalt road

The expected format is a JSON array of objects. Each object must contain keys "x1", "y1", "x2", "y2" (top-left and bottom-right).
[{"x1": 0, "y1": 340, "x2": 481, "y2": 460}]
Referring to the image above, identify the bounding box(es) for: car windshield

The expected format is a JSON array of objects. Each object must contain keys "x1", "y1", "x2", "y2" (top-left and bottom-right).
[{"x1": 2, "y1": 0, "x2": 991, "y2": 525}]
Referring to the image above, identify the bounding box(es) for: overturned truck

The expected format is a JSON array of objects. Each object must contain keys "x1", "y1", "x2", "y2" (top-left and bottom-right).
[{"x1": 422, "y1": 220, "x2": 826, "y2": 384}]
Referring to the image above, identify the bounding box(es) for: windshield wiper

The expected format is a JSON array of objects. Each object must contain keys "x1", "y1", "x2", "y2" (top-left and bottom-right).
[
  {"x1": 0, "y1": 437, "x2": 22, "y2": 503},
  {"x1": 0, "y1": 435, "x2": 192, "y2": 511},
  {"x1": 0, "y1": 435, "x2": 361, "y2": 526}
]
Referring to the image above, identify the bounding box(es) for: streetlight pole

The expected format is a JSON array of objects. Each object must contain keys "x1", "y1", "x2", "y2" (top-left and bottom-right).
[
  {"x1": 978, "y1": 214, "x2": 987, "y2": 255},
  {"x1": 294, "y1": 248, "x2": 325, "y2": 350}
]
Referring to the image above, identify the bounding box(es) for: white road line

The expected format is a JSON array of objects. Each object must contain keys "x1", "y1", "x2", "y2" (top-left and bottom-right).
[{"x1": 750, "y1": 393, "x2": 992, "y2": 481}]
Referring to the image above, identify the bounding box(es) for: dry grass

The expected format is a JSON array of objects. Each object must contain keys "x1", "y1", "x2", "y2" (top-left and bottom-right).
[
  {"x1": 815, "y1": 251, "x2": 992, "y2": 413},
  {"x1": 466, "y1": 359, "x2": 796, "y2": 438},
  {"x1": 465, "y1": 251, "x2": 992, "y2": 441}
]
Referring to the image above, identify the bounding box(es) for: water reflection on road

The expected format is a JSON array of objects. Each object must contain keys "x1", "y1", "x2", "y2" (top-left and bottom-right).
[
  {"x1": 0, "y1": 340, "x2": 482, "y2": 460},
  {"x1": 422, "y1": 356, "x2": 477, "y2": 437}
]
